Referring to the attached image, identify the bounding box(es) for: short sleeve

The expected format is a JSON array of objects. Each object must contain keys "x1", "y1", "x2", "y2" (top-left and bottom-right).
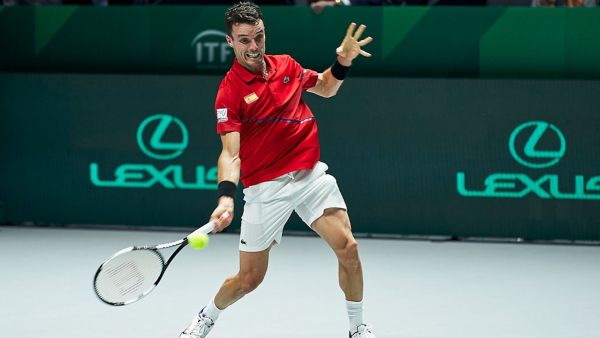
[
  {"x1": 215, "y1": 82, "x2": 241, "y2": 134},
  {"x1": 301, "y1": 67, "x2": 319, "y2": 90},
  {"x1": 287, "y1": 55, "x2": 319, "y2": 91}
]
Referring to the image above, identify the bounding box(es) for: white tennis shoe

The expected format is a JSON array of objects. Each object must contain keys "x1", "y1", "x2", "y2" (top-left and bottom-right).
[
  {"x1": 349, "y1": 324, "x2": 376, "y2": 338},
  {"x1": 179, "y1": 311, "x2": 215, "y2": 338}
]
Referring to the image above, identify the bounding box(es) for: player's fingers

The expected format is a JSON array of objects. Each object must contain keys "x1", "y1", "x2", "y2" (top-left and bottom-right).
[
  {"x1": 345, "y1": 22, "x2": 356, "y2": 38},
  {"x1": 216, "y1": 211, "x2": 233, "y2": 232},
  {"x1": 220, "y1": 211, "x2": 231, "y2": 224},
  {"x1": 210, "y1": 210, "x2": 226, "y2": 232},
  {"x1": 358, "y1": 36, "x2": 373, "y2": 47},
  {"x1": 209, "y1": 212, "x2": 220, "y2": 225},
  {"x1": 210, "y1": 217, "x2": 221, "y2": 232},
  {"x1": 359, "y1": 49, "x2": 372, "y2": 58},
  {"x1": 353, "y1": 24, "x2": 366, "y2": 40},
  {"x1": 214, "y1": 220, "x2": 226, "y2": 233}
]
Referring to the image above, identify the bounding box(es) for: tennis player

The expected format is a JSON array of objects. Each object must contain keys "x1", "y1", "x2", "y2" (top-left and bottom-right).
[{"x1": 180, "y1": 2, "x2": 374, "y2": 337}]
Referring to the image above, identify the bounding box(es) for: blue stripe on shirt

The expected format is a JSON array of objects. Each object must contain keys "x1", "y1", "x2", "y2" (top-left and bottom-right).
[{"x1": 241, "y1": 116, "x2": 316, "y2": 124}]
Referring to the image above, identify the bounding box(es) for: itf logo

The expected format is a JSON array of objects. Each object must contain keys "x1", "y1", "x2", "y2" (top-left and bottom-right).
[
  {"x1": 508, "y1": 121, "x2": 566, "y2": 169},
  {"x1": 90, "y1": 114, "x2": 217, "y2": 190},
  {"x1": 457, "y1": 120, "x2": 600, "y2": 200},
  {"x1": 191, "y1": 30, "x2": 233, "y2": 68}
]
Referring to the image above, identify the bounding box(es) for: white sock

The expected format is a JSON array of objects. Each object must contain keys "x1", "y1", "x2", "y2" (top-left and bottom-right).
[
  {"x1": 346, "y1": 299, "x2": 364, "y2": 332},
  {"x1": 201, "y1": 298, "x2": 222, "y2": 321}
]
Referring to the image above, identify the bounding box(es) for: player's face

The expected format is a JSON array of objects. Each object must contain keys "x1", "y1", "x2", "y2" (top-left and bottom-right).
[{"x1": 226, "y1": 20, "x2": 266, "y2": 74}]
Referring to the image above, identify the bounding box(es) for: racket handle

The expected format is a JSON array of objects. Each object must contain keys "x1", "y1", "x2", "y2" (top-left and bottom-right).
[
  {"x1": 193, "y1": 221, "x2": 215, "y2": 235},
  {"x1": 190, "y1": 211, "x2": 229, "y2": 237}
]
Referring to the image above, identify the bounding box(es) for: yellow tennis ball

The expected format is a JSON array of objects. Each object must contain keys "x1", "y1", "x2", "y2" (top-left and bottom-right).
[{"x1": 188, "y1": 233, "x2": 209, "y2": 250}]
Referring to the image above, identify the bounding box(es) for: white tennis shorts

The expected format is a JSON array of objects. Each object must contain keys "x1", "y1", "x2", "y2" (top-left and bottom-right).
[{"x1": 239, "y1": 161, "x2": 347, "y2": 252}]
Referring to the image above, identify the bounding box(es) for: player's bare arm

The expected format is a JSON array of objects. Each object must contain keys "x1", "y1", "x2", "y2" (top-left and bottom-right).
[
  {"x1": 210, "y1": 131, "x2": 241, "y2": 232},
  {"x1": 308, "y1": 22, "x2": 373, "y2": 98}
]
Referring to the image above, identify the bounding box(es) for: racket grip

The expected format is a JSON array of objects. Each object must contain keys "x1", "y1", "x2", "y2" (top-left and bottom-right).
[
  {"x1": 190, "y1": 211, "x2": 229, "y2": 237},
  {"x1": 194, "y1": 221, "x2": 215, "y2": 235}
]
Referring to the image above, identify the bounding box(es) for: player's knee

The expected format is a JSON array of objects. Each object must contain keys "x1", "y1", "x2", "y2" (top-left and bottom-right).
[
  {"x1": 239, "y1": 271, "x2": 265, "y2": 294},
  {"x1": 338, "y1": 239, "x2": 360, "y2": 267}
]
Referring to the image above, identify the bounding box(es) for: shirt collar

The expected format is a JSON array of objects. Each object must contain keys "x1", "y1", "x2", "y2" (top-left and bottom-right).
[{"x1": 232, "y1": 55, "x2": 277, "y2": 84}]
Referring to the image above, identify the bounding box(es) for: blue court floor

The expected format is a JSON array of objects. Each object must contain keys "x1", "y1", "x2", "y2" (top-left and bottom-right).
[{"x1": 1, "y1": 225, "x2": 600, "y2": 338}]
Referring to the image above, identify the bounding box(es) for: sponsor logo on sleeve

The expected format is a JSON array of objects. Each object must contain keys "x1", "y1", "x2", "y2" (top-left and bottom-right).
[{"x1": 217, "y1": 108, "x2": 228, "y2": 122}]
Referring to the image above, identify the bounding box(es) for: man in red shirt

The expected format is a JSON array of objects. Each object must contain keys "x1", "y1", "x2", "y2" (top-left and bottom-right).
[{"x1": 180, "y1": 2, "x2": 374, "y2": 338}]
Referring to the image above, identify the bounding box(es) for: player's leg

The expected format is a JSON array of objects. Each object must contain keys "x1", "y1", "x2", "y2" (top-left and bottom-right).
[
  {"x1": 214, "y1": 244, "x2": 273, "y2": 309},
  {"x1": 180, "y1": 247, "x2": 272, "y2": 338},
  {"x1": 293, "y1": 164, "x2": 375, "y2": 338},
  {"x1": 311, "y1": 208, "x2": 375, "y2": 338},
  {"x1": 292, "y1": 167, "x2": 362, "y2": 302},
  {"x1": 312, "y1": 208, "x2": 363, "y2": 301}
]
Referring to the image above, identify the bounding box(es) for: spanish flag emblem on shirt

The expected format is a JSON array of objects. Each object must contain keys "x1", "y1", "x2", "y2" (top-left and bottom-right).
[{"x1": 244, "y1": 92, "x2": 259, "y2": 104}]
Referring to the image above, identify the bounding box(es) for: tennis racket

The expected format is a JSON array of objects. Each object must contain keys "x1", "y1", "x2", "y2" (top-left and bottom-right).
[{"x1": 93, "y1": 221, "x2": 215, "y2": 306}]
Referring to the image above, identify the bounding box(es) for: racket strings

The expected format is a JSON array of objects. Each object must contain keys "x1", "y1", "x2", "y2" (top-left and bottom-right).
[
  {"x1": 107, "y1": 261, "x2": 146, "y2": 296},
  {"x1": 94, "y1": 249, "x2": 164, "y2": 305}
]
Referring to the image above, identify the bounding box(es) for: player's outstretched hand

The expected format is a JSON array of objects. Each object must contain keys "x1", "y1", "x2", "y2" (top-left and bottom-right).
[{"x1": 336, "y1": 22, "x2": 373, "y2": 66}]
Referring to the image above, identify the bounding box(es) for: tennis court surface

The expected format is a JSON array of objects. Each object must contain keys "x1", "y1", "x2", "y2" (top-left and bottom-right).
[{"x1": 2, "y1": 225, "x2": 600, "y2": 338}]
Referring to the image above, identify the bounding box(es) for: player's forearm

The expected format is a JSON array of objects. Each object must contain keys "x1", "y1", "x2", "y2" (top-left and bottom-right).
[
  {"x1": 312, "y1": 55, "x2": 351, "y2": 98},
  {"x1": 216, "y1": 151, "x2": 239, "y2": 213},
  {"x1": 318, "y1": 69, "x2": 344, "y2": 98},
  {"x1": 217, "y1": 151, "x2": 241, "y2": 185}
]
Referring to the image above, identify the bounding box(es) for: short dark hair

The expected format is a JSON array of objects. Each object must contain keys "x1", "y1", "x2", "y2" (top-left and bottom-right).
[{"x1": 225, "y1": 1, "x2": 263, "y2": 37}]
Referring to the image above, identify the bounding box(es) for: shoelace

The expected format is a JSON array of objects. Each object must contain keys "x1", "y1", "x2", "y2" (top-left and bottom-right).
[
  {"x1": 188, "y1": 315, "x2": 214, "y2": 336},
  {"x1": 351, "y1": 325, "x2": 373, "y2": 338}
]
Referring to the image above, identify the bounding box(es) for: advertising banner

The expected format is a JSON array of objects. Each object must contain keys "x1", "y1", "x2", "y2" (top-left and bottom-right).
[{"x1": 1, "y1": 73, "x2": 599, "y2": 240}]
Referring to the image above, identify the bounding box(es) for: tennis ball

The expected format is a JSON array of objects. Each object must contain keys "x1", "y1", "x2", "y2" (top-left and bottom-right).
[{"x1": 188, "y1": 233, "x2": 209, "y2": 250}]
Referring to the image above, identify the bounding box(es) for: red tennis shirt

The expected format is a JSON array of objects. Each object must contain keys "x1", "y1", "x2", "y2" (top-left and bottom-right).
[{"x1": 215, "y1": 54, "x2": 320, "y2": 187}]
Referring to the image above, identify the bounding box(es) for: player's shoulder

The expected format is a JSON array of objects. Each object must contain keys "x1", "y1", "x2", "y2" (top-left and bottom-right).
[
  {"x1": 220, "y1": 67, "x2": 236, "y2": 83},
  {"x1": 218, "y1": 69, "x2": 237, "y2": 92},
  {"x1": 270, "y1": 54, "x2": 294, "y2": 61},
  {"x1": 216, "y1": 70, "x2": 240, "y2": 104}
]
